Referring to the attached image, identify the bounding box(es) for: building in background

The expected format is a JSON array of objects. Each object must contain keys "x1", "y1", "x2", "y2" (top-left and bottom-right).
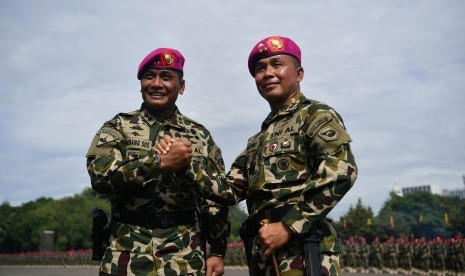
[{"x1": 392, "y1": 175, "x2": 465, "y2": 199}]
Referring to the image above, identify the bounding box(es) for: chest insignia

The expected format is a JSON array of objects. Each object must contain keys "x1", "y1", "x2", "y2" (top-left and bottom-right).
[
  {"x1": 281, "y1": 138, "x2": 291, "y2": 149},
  {"x1": 269, "y1": 142, "x2": 278, "y2": 152},
  {"x1": 278, "y1": 159, "x2": 290, "y2": 170}
]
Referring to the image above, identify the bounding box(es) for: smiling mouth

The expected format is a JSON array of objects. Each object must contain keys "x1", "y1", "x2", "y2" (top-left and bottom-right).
[
  {"x1": 147, "y1": 91, "x2": 165, "y2": 97},
  {"x1": 263, "y1": 82, "x2": 278, "y2": 89}
]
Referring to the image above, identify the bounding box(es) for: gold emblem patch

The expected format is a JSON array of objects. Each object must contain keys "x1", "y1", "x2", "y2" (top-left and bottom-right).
[
  {"x1": 270, "y1": 38, "x2": 283, "y2": 50},
  {"x1": 266, "y1": 37, "x2": 285, "y2": 53},
  {"x1": 163, "y1": 53, "x2": 173, "y2": 65}
]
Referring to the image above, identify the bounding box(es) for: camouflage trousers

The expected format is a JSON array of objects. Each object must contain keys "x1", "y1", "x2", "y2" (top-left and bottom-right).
[
  {"x1": 99, "y1": 223, "x2": 204, "y2": 276},
  {"x1": 249, "y1": 236, "x2": 341, "y2": 276}
]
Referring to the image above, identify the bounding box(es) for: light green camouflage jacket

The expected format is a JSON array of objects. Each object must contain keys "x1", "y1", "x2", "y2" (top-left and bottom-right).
[
  {"x1": 86, "y1": 104, "x2": 229, "y2": 256},
  {"x1": 189, "y1": 92, "x2": 357, "y2": 253}
]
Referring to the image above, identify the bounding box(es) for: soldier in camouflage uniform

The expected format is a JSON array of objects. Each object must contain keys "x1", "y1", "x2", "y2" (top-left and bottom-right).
[
  {"x1": 86, "y1": 48, "x2": 230, "y2": 276},
  {"x1": 160, "y1": 36, "x2": 357, "y2": 275}
]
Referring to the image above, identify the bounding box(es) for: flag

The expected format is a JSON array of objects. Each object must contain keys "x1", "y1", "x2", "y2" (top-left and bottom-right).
[
  {"x1": 367, "y1": 218, "x2": 372, "y2": 226},
  {"x1": 419, "y1": 215, "x2": 423, "y2": 225},
  {"x1": 444, "y1": 213, "x2": 449, "y2": 225},
  {"x1": 343, "y1": 219, "x2": 348, "y2": 229},
  {"x1": 389, "y1": 216, "x2": 395, "y2": 229}
]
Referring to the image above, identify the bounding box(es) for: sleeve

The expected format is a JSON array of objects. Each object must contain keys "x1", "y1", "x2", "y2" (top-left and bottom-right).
[
  {"x1": 187, "y1": 147, "x2": 248, "y2": 206},
  {"x1": 280, "y1": 109, "x2": 358, "y2": 235},
  {"x1": 85, "y1": 118, "x2": 167, "y2": 194},
  {"x1": 202, "y1": 137, "x2": 230, "y2": 257},
  {"x1": 204, "y1": 202, "x2": 230, "y2": 257}
]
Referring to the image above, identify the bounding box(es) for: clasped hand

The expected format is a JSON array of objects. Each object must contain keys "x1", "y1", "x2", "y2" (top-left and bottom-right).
[{"x1": 153, "y1": 135, "x2": 192, "y2": 172}]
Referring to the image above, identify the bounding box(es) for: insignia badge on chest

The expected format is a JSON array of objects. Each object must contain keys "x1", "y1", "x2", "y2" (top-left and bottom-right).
[
  {"x1": 269, "y1": 142, "x2": 278, "y2": 152},
  {"x1": 281, "y1": 138, "x2": 291, "y2": 149},
  {"x1": 278, "y1": 159, "x2": 289, "y2": 170},
  {"x1": 318, "y1": 126, "x2": 340, "y2": 141}
]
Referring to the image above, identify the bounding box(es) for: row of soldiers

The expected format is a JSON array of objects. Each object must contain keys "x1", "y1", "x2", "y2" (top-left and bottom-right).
[
  {"x1": 341, "y1": 235, "x2": 465, "y2": 275},
  {"x1": 1, "y1": 236, "x2": 464, "y2": 275}
]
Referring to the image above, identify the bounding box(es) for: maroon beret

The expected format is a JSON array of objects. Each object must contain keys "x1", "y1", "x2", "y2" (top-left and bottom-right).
[
  {"x1": 137, "y1": 48, "x2": 184, "y2": 80},
  {"x1": 247, "y1": 36, "x2": 301, "y2": 76}
]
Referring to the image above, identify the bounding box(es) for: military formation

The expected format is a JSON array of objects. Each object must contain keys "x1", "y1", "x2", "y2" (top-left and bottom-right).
[
  {"x1": 341, "y1": 235, "x2": 465, "y2": 275},
  {"x1": 2, "y1": 237, "x2": 465, "y2": 276}
]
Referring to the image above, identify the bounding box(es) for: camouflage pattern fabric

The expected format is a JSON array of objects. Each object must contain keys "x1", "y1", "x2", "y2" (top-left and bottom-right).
[
  {"x1": 187, "y1": 92, "x2": 358, "y2": 275},
  {"x1": 86, "y1": 104, "x2": 229, "y2": 275}
]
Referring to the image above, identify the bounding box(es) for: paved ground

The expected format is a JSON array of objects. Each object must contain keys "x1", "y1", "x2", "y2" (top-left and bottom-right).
[{"x1": 0, "y1": 266, "x2": 411, "y2": 276}]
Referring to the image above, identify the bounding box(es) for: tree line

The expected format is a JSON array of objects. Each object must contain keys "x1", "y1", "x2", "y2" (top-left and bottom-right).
[
  {"x1": 335, "y1": 192, "x2": 465, "y2": 243},
  {"x1": 0, "y1": 188, "x2": 464, "y2": 253}
]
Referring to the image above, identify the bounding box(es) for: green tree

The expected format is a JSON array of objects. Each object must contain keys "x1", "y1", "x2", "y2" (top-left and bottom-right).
[
  {"x1": 228, "y1": 205, "x2": 248, "y2": 242},
  {"x1": 336, "y1": 198, "x2": 375, "y2": 241}
]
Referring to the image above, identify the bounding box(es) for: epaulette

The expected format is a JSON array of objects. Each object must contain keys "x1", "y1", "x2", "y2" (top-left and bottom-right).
[{"x1": 181, "y1": 114, "x2": 205, "y2": 128}]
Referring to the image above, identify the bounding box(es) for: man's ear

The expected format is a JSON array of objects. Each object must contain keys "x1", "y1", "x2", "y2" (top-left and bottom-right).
[
  {"x1": 179, "y1": 79, "x2": 186, "y2": 95},
  {"x1": 296, "y1": 67, "x2": 304, "y2": 82}
]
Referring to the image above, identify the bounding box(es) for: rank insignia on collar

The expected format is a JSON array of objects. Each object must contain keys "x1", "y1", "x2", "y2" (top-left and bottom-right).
[
  {"x1": 281, "y1": 138, "x2": 291, "y2": 149},
  {"x1": 269, "y1": 142, "x2": 278, "y2": 152}
]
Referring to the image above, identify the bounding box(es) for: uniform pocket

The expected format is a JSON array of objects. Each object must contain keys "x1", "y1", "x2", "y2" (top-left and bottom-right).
[{"x1": 262, "y1": 134, "x2": 308, "y2": 184}]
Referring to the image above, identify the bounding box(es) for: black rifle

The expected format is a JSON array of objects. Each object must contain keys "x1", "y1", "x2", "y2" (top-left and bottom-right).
[
  {"x1": 303, "y1": 227, "x2": 321, "y2": 276},
  {"x1": 91, "y1": 207, "x2": 110, "y2": 261}
]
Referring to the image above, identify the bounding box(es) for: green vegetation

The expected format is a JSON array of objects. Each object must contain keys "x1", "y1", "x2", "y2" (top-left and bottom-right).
[
  {"x1": 1, "y1": 189, "x2": 464, "y2": 253},
  {"x1": 336, "y1": 192, "x2": 465, "y2": 242},
  {"x1": 0, "y1": 188, "x2": 247, "y2": 253}
]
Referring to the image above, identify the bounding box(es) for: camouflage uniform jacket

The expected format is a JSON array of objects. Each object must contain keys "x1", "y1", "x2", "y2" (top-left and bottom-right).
[
  {"x1": 86, "y1": 104, "x2": 229, "y2": 275},
  {"x1": 190, "y1": 92, "x2": 357, "y2": 273}
]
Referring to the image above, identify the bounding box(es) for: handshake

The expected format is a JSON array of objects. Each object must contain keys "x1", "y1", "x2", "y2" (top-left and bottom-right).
[{"x1": 153, "y1": 135, "x2": 193, "y2": 172}]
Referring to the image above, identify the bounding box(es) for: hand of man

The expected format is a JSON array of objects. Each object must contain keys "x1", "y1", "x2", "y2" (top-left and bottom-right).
[
  {"x1": 154, "y1": 135, "x2": 175, "y2": 155},
  {"x1": 258, "y1": 221, "x2": 294, "y2": 257},
  {"x1": 206, "y1": 255, "x2": 224, "y2": 276},
  {"x1": 155, "y1": 135, "x2": 192, "y2": 172}
]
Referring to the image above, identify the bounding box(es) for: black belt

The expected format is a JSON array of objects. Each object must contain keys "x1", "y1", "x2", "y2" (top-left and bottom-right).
[
  {"x1": 246, "y1": 204, "x2": 293, "y2": 237},
  {"x1": 115, "y1": 209, "x2": 196, "y2": 229}
]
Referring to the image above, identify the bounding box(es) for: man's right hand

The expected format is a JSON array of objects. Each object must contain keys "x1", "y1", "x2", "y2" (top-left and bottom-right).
[{"x1": 156, "y1": 135, "x2": 192, "y2": 172}]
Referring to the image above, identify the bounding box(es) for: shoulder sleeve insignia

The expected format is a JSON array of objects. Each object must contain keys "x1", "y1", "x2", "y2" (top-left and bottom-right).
[
  {"x1": 318, "y1": 126, "x2": 339, "y2": 141},
  {"x1": 97, "y1": 129, "x2": 121, "y2": 146}
]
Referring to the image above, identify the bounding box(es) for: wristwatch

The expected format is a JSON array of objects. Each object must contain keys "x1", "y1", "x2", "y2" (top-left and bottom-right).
[{"x1": 154, "y1": 154, "x2": 161, "y2": 167}]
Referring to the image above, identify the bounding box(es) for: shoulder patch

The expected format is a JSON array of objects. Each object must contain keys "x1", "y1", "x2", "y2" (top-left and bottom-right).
[
  {"x1": 313, "y1": 120, "x2": 351, "y2": 154},
  {"x1": 86, "y1": 126, "x2": 123, "y2": 157},
  {"x1": 97, "y1": 128, "x2": 121, "y2": 146},
  {"x1": 307, "y1": 113, "x2": 333, "y2": 137},
  {"x1": 318, "y1": 125, "x2": 340, "y2": 141}
]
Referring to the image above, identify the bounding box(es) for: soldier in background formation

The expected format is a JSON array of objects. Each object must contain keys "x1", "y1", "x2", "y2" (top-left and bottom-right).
[{"x1": 341, "y1": 235, "x2": 465, "y2": 275}]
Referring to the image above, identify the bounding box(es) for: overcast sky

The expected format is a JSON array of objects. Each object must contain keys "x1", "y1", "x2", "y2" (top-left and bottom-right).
[{"x1": 1, "y1": 0, "x2": 464, "y2": 220}]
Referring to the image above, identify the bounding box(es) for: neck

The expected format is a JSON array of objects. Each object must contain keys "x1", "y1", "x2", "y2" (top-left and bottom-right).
[{"x1": 147, "y1": 106, "x2": 176, "y2": 119}]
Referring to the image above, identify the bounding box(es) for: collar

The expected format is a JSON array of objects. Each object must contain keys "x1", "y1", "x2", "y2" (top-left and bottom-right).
[
  {"x1": 139, "y1": 103, "x2": 187, "y2": 130},
  {"x1": 261, "y1": 92, "x2": 309, "y2": 130}
]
